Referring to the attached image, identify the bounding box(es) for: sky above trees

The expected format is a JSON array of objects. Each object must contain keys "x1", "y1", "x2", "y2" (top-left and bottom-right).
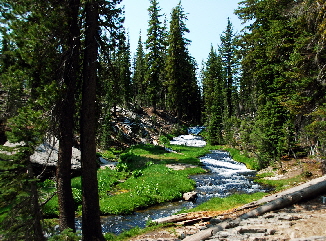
[{"x1": 119, "y1": 0, "x2": 242, "y2": 65}]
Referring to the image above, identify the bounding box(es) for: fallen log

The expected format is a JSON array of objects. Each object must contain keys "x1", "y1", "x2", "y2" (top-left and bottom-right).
[
  {"x1": 183, "y1": 175, "x2": 326, "y2": 241},
  {"x1": 153, "y1": 211, "x2": 227, "y2": 225}
]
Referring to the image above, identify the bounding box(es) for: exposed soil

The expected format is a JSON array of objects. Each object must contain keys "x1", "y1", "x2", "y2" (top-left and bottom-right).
[{"x1": 130, "y1": 158, "x2": 326, "y2": 241}]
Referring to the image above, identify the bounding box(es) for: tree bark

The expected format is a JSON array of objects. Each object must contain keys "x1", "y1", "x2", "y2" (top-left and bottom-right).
[
  {"x1": 56, "y1": 0, "x2": 81, "y2": 232},
  {"x1": 183, "y1": 175, "x2": 326, "y2": 241},
  {"x1": 81, "y1": 1, "x2": 105, "y2": 240}
]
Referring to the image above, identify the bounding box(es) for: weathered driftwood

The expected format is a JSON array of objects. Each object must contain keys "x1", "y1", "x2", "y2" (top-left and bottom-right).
[
  {"x1": 153, "y1": 211, "x2": 224, "y2": 225},
  {"x1": 183, "y1": 175, "x2": 326, "y2": 241}
]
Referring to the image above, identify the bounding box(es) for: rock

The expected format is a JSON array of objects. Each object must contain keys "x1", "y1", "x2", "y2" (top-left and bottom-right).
[
  {"x1": 2, "y1": 137, "x2": 107, "y2": 180},
  {"x1": 183, "y1": 191, "x2": 197, "y2": 201}
]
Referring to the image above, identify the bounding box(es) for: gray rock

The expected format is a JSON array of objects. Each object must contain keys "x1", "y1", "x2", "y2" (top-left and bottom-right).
[{"x1": 183, "y1": 191, "x2": 197, "y2": 201}]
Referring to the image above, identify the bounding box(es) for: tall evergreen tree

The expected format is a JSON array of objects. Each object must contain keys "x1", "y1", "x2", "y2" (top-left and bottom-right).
[
  {"x1": 0, "y1": 1, "x2": 63, "y2": 239},
  {"x1": 165, "y1": 2, "x2": 201, "y2": 123},
  {"x1": 118, "y1": 32, "x2": 132, "y2": 107},
  {"x1": 1, "y1": 0, "x2": 124, "y2": 239},
  {"x1": 219, "y1": 18, "x2": 239, "y2": 119},
  {"x1": 133, "y1": 33, "x2": 146, "y2": 106},
  {"x1": 145, "y1": 0, "x2": 167, "y2": 111},
  {"x1": 235, "y1": 0, "x2": 297, "y2": 165},
  {"x1": 56, "y1": 0, "x2": 81, "y2": 232},
  {"x1": 81, "y1": 0, "x2": 105, "y2": 240},
  {"x1": 202, "y1": 46, "x2": 224, "y2": 144}
]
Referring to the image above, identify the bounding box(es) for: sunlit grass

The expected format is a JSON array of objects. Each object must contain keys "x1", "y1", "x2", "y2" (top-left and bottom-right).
[
  {"x1": 104, "y1": 223, "x2": 173, "y2": 241},
  {"x1": 187, "y1": 192, "x2": 267, "y2": 212},
  {"x1": 127, "y1": 143, "x2": 209, "y2": 165},
  {"x1": 99, "y1": 164, "x2": 205, "y2": 215},
  {"x1": 255, "y1": 175, "x2": 306, "y2": 192}
]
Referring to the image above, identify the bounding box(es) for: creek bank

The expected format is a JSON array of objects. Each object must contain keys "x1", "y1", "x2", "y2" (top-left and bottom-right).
[{"x1": 97, "y1": 135, "x2": 267, "y2": 235}]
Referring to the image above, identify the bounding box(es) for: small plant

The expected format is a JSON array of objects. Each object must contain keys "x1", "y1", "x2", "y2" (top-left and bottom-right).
[
  {"x1": 146, "y1": 161, "x2": 154, "y2": 167},
  {"x1": 146, "y1": 218, "x2": 155, "y2": 227},
  {"x1": 48, "y1": 228, "x2": 80, "y2": 241},
  {"x1": 42, "y1": 179, "x2": 56, "y2": 189},
  {"x1": 302, "y1": 170, "x2": 312, "y2": 178},
  {"x1": 159, "y1": 135, "x2": 170, "y2": 145},
  {"x1": 100, "y1": 150, "x2": 117, "y2": 160},
  {"x1": 71, "y1": 188, "x2": 82, "y2": 205},
  {"x1": 116, "y1": 162, "x2": 128, "y2": 172},
  {"x1": 132, "y1": 169, "x2": 143, "y2": 178}
]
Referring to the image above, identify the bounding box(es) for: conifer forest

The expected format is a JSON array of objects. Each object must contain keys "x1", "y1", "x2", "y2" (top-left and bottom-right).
[{"x1": 0, "y1": 0, "x2": 326, "y2": 240}]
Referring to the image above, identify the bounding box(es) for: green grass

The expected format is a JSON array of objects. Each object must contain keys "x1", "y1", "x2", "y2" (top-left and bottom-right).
[
  {"x1": 187, "y1": 192, "x2": 267, "y2": 212},
  {"x1": 41, "y1": 168, "x2": 128, "y2": 217},
  {"x1": 255, "y1": 175, "x2": 306, "y2": 192},
  {"x1": 99, "y1": 164, "x2": 205, "y2": 215},
  {"x1": 41, "y1": 143, "x2": 207, "y2": 217},
  {"x1": 104, "y1": 223, "x2": 173, "y2": 241},
  {"x1": 122, "y1": 143, "x2": 209, "y2": 168}
]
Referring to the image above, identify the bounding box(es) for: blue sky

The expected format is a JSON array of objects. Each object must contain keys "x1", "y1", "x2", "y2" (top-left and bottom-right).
[{"x1": 119, "y1": 0, "x2": 244, "y2": 67}]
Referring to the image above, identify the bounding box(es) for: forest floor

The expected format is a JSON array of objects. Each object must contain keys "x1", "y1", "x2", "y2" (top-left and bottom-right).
[{"x1": 130, "y1": 158, "x2": 326, "y2": 241}]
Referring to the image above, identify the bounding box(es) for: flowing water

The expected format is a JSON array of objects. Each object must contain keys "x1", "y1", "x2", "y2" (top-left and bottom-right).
[{"x1": 76, "y1": 132, "x2": 266, "y2": 234}]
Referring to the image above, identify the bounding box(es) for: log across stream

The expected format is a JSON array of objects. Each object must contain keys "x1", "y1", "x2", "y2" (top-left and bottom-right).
[{"x1": 78, "y1": 135, "x2": 267, "y2": 235}]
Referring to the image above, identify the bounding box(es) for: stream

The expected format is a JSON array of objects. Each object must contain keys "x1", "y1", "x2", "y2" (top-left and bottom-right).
[{"x1": 76, "y1": 133, "x2": 267, "y2": 235}]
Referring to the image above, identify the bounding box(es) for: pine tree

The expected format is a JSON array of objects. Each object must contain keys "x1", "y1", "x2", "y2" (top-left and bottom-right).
[
  {"x1": 202, "y1": 46, "x2": 224, "y2": 144},
  {"x1": 145, "y1": 0, "x2": 167, "y2": 111},
  {"x1": 133, "y1": 33, "x2": 146, "y2": 106},
  {"x1": 165, "y1": 2, "x2": 201, "y2": 123},
  {"x1": 0, "y1": 1, "x2": 64, "y2": 238},
  {"x1": 235, "y1": 0, "x2": 296, "y2": 165},
  {"x1": 80, "y1": 1, "x2": 105, "y2": 240},
  {"x1": 55, "y1": 0, "x2": 81, "y2": 232},
  {"x1": 219, "y1": 18, "x2": 239, "y2": 119},
  {"x1": 118, "y1": 31, "x2": 132, "y2": 107}
]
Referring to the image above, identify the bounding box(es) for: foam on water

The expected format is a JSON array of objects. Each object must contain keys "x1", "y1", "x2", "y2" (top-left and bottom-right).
[{"x1": 169, "y1": 135, "x2": 207, "y2": 147}]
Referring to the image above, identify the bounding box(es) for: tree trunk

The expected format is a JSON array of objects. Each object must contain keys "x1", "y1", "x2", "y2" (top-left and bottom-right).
[
  {"x1": 183, "y1": 175, "x2": 326, "y2": 241},
  {"x1": 56, "y1": 0, "x2": 80, "y2": 232},
  {"x1": 81, "y1": 1, "x2": 105, "y2": 240}
]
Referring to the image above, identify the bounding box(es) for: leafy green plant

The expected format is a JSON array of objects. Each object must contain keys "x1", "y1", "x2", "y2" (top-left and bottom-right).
[{"x1": 71, "y1": 188, "x2": 82, "y2": 205}]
